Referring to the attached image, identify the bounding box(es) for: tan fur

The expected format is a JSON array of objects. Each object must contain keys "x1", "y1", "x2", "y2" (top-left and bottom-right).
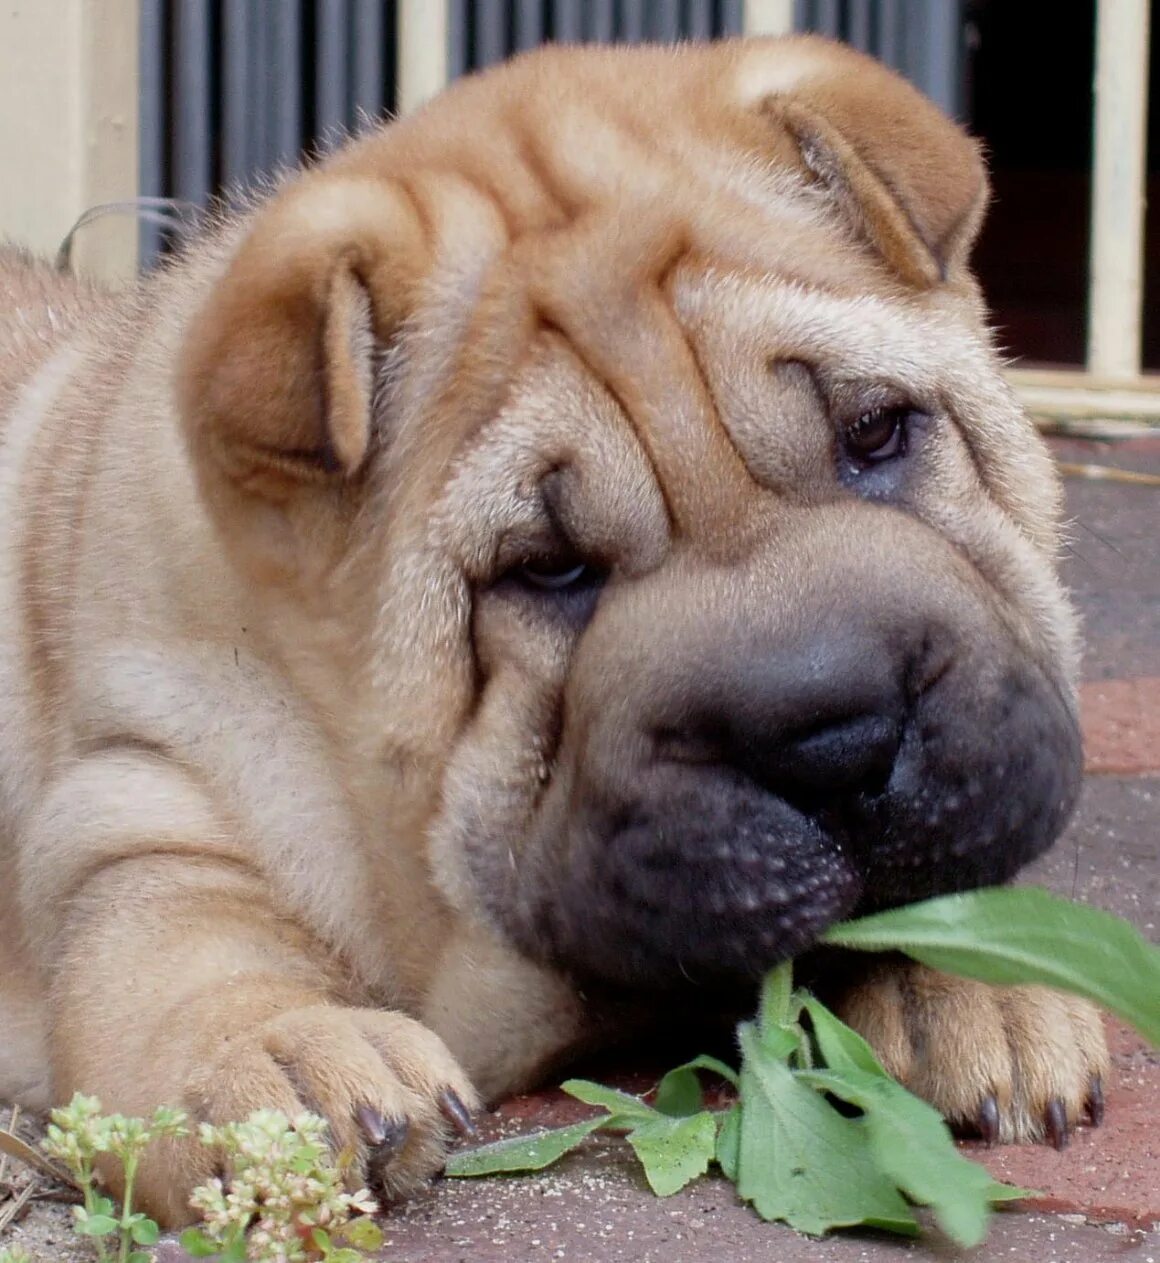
[
  {"x1": 0, "y1": 37, "x2": 1104, "y2": 1226},
  {"x1": 0, "y1": 249, "x2": 116, "y2": 420}
]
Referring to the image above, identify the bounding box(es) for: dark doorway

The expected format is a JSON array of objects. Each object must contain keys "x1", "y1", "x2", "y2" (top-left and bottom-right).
[{"x1": 965, "y1": 0, "x2": 1095, "y2": 368}]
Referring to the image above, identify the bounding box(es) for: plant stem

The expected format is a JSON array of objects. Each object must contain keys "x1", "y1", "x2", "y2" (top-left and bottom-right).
[
  {"x1": 758, "y1": 960, "x2": 794, "y2": 1036},
  {"x1": 79, "y1": 1161, "x2": 110, "y2": 1263},
  {"x1": 118, "y1": 1152, "x2": 139, "y2": 1263}
]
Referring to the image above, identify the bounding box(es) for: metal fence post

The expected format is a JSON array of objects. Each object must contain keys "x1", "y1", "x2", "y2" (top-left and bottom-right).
[
  {"x1": 1087, "y1": 0, "x2": 1151, "y2": 381},
  {"x1": 399, "y1": 0, "x2": 450, "y2": 115},
  {"x1": 743, "y1": 0, "x2": 795, "y2": 36}
]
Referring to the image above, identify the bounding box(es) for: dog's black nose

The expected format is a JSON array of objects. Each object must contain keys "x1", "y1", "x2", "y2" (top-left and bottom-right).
[
  {"x1": 762, "y1": 710, "x2": 903, "y2": 804},
  {"x1": 655, "y1": 629, "x2": 907, "y2": 811}
]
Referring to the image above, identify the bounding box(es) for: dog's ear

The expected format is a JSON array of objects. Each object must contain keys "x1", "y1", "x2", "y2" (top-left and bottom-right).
[
  {"x1": 178, "y1": 177, "x2": 426, "y2": 503},
  {"x1": 740, "y1": 37, "x2": 988, "y2": 287}
]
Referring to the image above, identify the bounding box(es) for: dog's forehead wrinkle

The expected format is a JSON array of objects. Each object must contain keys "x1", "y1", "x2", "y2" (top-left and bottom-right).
[
  {"x1": 517, "y1": 221, "x2": 760, "y2": 539},
  {"x1": 676, "y1": 270, "x2": 997, "y2": 432},
  {"x1": 429, "y1": 342, "x2": 669, "y2": 577},
  {"x1": 389, "y1": 192, "x2": 510, "y2": 434},
  {"x1": 505, "y1": 81, "x2": 683, "y2": 213},
  {"x1": 359, "y1": 86, "x2": 884, "y2": 545}
]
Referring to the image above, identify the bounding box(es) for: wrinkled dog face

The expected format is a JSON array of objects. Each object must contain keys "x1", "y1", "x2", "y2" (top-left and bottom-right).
[
  {"x1": 428, "y1": 294, "x2": 1082, "y2": 990},
  {"x1": 183, "y1": 39, "x2": 1082, "y2": 995}
]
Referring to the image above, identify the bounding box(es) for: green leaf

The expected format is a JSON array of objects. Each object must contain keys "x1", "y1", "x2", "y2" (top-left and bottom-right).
[
  {"x1": 798, "y1": 1067, "x2": 1029, "y2": 1247},
  {"x1": 129, "y1": 1217, "x2": 160, "y2": 1245},
  {"x1": 72, "y1": 1210, "x2": 118, "y2": 1236},
  {"x1": 90, "y1": 1196, "x2": 116, "y2": 1218},
  {"x1": 311, "y1": 1228, "x2": 332, "y2": 1253},
  {"x1": 625, "y1": 1112, "x2": 718, "y2": 1197},
  {"x1": 735, "y1": 1022, "x2": 919, "y2": 1237},
  {"x1": 755, "y1": 1022, "x2": 801, "y2": 1062},
  {"x1": 822, "y1": 886, "x2": 1160, "y2": 1045},
  {"x1": 149, "y1": 1105, "x2": 189, "y2": 1137},
  {"x1": 653, "y1": 1055, "x2": 739, "y2": 1117},
  {"x1": 128, "y1": 1252, "x2": 152, "y2": 1263},
  {"x1": 341, "y1": 1217, "x2": 384, "y2": 1251},
  {"x1": 715, "y1": 1104, "x2": 741, "y2": 1182},
  {"x1": 178, "y1": 1228, "x2": 222, "y2": 1258},
  {"x1": 220, "y1": 1240, "x2": 248, "y2": 1263},
  {"x1": 561, "y1": 1079, "x2": 654, "y2": 1121},
  {"x1": 444, "y1": 1117, "x2": 605, "y2": 1177},
  {"x1": 653, "y1": 1068, "x2": 702, "y2": 1118},
  {"x1": 801, "y1": 997, "x2": 892, "y2": 1079}
]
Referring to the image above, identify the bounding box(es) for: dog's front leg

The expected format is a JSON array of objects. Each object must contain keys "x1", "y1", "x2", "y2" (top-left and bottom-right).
[{"x1": 22, "y1": 751, "x2": 478, "y2": 1227}]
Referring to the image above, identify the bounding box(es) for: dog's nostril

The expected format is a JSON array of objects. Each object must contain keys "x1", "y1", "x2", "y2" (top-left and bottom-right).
[
  {"x1": 655, "y1": 705, "x2": 904, "y2": 809},
  {"x1": 773, "y1": 712, "x2": 902, "y2": 800},
  {"x1": 748, "y1": 712, "x2": 904, "y2": 808}
]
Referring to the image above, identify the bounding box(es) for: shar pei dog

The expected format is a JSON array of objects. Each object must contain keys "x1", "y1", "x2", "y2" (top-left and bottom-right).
[{"x1": 0, "y1": 36, "x2": 1107, "y2": 1225}]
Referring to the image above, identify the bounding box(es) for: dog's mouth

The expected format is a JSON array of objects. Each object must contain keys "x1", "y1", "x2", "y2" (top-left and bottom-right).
[
  {"x1": 524, "y1": 774, "x2": 866, "y2": 989},
  {"x1": 501, "y1": 661, "x2": 1084, "y2": 993}
]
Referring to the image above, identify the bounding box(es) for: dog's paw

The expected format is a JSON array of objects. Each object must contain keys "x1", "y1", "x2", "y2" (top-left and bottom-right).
[
  {"x1": 831, "y1": 960, "x2": 1108, "y2": 1146},
  {"x1": 139, "y1": 1005, "x2": 479, "y2": 1224}
]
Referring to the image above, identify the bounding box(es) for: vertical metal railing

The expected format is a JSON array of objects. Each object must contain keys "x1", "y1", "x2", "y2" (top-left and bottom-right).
[
  {"x1": 134, "y1": 0, "x2": 1158, "y2": 416},
  {"x1": 743, "y1": 0, "x2": 792, "y2": 36},
  {"x1": 399, "y1": 2, "x2": 963, "y2": 119},
  {"x1": 398, "y1": 0, "x2": 447, "y2": 114},
  {"x1": 138, "y1": 0, "x2": 167, "y2": 264},
  {"x1": 440, "y1": 0, "x2": 746, "y2": 83},
  {"x1": 1010, "y1": 0, "x2": 1158, "y2": 425},
  {"x1": 1087, "y1": 0, "x2": 1151, "y2": 382},
  {"x1": 140, "y1": 2, "x2": 965, "y2": 228},
  {"x1": 139, "y1": 1, "x2": 399, "y2": 262}
]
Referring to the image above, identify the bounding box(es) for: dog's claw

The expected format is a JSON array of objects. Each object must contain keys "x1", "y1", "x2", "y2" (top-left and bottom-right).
[
  {"x1": 1086, "y1": 1075, "x2": 1105, "y2": 1128},
  {"x1": 1045, "y1": 1097, "x2": 1069, "y2": 1150},
  {"x1": 437, "y1": 1088, "x2": 478, "y2": 1139},
  {"x1": 356, "y1": 1104, "x2": 389, "y2": 1146},
  {"x1": 977, "y1": 1094, "x2": 1000, "y2": 1146},
  {"x1": 357, "y1": 1103, "x2": 410, "y2": 1166}
]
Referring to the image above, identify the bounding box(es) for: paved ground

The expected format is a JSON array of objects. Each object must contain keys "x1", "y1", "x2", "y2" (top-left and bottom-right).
[{"x1": 1, "y1": 434, "x2": 1157, "y2": 1262}]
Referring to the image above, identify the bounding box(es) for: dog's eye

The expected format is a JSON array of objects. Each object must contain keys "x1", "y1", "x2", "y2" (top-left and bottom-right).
[
  {"x1": 843, "y1": 407, "x2": 908, "y2": 463},
  {"x1": 496, "y1": 553, "x2": 608, "y2": 625},
  {"x1": 518, "y1": 560, "x2": 590, "y2": 591}
]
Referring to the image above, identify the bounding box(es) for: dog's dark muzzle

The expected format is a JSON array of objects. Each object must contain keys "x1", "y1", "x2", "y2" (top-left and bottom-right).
[{"x1": 508, "y1": 559, "x2": 1083, "y2": 990}]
